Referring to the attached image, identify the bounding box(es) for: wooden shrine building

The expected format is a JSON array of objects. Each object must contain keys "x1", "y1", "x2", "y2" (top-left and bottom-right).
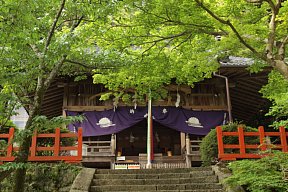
[{"x1": 40, "y1": 57, "x2": 271, "y2": 168}]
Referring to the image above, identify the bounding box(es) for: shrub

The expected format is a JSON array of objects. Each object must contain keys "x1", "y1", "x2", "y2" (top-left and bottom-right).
[
  {"x1": 0, "y1": 163, "x2": 81, "y2": 192},
  {"x1": 225, "y1": 152, "x2": 288, "y2": 192},
  {"x1": 199, "y1": 123, "x2": 258, "y2": 166}
]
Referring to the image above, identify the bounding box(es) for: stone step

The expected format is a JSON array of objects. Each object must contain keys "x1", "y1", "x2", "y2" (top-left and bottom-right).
[
  {"x1": 94, "y1": 171, "x2": 215, "y2": 179},
  {"x1": 90, "y1": 183, "x2": 222, "y2": 192},
  {"x1": 103, "y1": 190, "x2": 223, "y2": 192},
  {"x1": 92, "y1": 176, "x2": 218, "y2": 186},
  {"x1": 96, "y1": 167, "x2": 211, "y2": 174}
]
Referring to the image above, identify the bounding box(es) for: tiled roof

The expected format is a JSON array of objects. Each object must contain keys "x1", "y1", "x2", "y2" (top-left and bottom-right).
[{"x1": 220, "y1": 56, "x2": 254, "y2": 67}]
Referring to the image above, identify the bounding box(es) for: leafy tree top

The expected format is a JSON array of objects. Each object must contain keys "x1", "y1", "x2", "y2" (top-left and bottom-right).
[{"x1": 92, "y1": 0, "x2": 288, "y2": 100}]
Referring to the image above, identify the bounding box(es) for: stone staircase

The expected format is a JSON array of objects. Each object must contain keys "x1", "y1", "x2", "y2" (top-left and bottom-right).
[{"x1": 89, "y1": 167, "x2": 224, "y2": 192}]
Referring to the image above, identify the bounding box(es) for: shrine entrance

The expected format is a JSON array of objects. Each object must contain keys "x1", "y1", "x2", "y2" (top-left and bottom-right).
[{"x1": 116, "y1": 120, "x2": 181, "y2": 157}]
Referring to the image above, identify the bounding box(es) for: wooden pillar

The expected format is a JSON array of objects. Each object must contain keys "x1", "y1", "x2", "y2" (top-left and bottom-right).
[
  {"x1": 180, "y1": 132, "x2": 185, "y2": 154},
  {"x1": 279, "y1": 126, "x2": 287, "y2": 152},
  {"x1": 111, "y1": 134, "x2": 116, "y2": 169},
  {"x1": 147, "y1": 98, "x2": 152, "y2": 168},
  {"x1": 238, "y1": 127, "x2": 245, "y2": 154},
  {"x1": 77, "y1": 127, "x2": 83, "y2": 161},
  {"x1": 54, "y1": 128, "x2": 60, "y2": 157},
  {"x1": 6, "y1": 128, "x2": 15, "y2": 160},
  {"x1": 258, "y1": 126, "x2": 266, "y2": 151},
  {"x1": 185, "y1": 134, "x2": 191, "y2": 167},
  {"x1": 185, "y1": 134, "x2": 191, "y2": 155},
  {"x1": 30, "y1": 129, "x2": 38, "y2": 160},
  {"x1": 111, "y1": 134, "x2": 116, "y2": 155},
  {"x1": 216, "y1": 126, "x2": 224, "y2": 159}
]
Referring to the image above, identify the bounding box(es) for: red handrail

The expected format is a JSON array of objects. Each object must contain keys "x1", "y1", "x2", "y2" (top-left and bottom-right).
[
  {"x1": 0, "y1": 128, "x2": 82, "y2": 164},
  {"x1": 216, "y1": 126, "x2": 288, "y2": 161}
]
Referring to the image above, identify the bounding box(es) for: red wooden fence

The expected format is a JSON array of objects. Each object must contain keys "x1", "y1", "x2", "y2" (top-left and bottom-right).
[
  {"x1": 0, "y1": 128, "x2": 82, "y2": 164},
  {"x1": 216, "y1": 126, "x2": 288, "y2": 161}
]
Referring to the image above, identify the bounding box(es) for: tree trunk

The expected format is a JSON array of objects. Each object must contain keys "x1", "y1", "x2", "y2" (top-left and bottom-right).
[
  {"x1": 13, "y1": 168, "x2": 27, "y2": 192},
  {"x1": 273, "y1": 60, "x2": 288, "y2": 79},
  {"x1": 0, "y1": 170, "x2": 14, "y2": 183},
  {"x1": 13, "y1": 96, "x2": 42, "y2": 192}
]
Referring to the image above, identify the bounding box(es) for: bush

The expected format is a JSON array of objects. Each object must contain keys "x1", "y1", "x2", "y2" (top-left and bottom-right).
[
  {"x1": 0, "y1": 163, "x2": 81, "y2": 192},
  {"x1": 225, "y1": 152, "x2": 288, "y2": 192},
  {"x1": 199, "y1": 123, "x2": 258, "y2": 166}
]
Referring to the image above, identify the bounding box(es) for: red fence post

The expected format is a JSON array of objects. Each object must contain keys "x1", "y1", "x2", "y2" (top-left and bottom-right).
[
  {"x1": 258, "y1": 126, "x2": 266, "y2": 151},
  {"x1": 238, "y1": 127, "x2": 245, "y2": 154},
  {"x1": 6, "y1": 128, "x2": 15, "y2": 158},
  {"x1": 77, "y1": 128, "x2": 83, "y2": 160},
  {"x1": 279, "y1": 126, "x2": 287, "y2": 152},
  {"x1": 54, "y1": 128, "x2": 60, "y2": 157},
  {"x1": 216, "y1": 126, "x2": 224, "y2": 159},
  {"x1": 30, "y1": 129, "x2": 38, "y2": 160}
]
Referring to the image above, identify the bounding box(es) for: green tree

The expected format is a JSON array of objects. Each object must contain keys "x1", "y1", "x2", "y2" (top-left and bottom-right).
[
  {"x1": 0, "y1": 1, "x2": 119, "y2": 191},
  {"x1": 260, "y1": 70, "x2": 288, "y2": 128},
  {"x1": 92, "y1": 0, "x2": 288, "y2": 100},
  {"x1": 0, "y1": 86, "x2": 19, "y2": 131}
]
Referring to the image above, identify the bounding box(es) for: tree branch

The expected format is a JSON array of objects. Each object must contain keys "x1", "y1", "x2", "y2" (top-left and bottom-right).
[
  {"x1": 44, "y1": 0, "x2": 66, "y2": 54},
  {"x1": 27, "y1": 44, "x2": 42, "y2": 59},
  {"x1": 56, "y1": 17, "x2": 92, "y2": 30},
  {"x1": 246, "y1": 0, "x2": 264, "y2": 3},
  {"x1": 141, "y1": 42, "x2": 157, "y2": 56},
  {"x1": 17, "y1": 86, "x2": 33, "y2": 106},
  {"x1": 134, "y1": 4, "x2": 170, "y2": 22},
  {"x1": 246, "y1": 0, "x2": 263, "y2": 3},
  {"x1": 65, "y1": 59, "x2": 119, "y2": 69},
  {"x1": 142, "y1": 31, "x2": 192, "y2": 45},
  {"x1": 42, "y1": 12, "x2": 83, "y2": 91},
  {"x1": 278, "y1": 35, "x2": 288, "y2": 60},
  {"x1": 70, "y1": 15, "x2": 84, "y2": 32},
  {"x1": 36, "y1": 0, "x2": 66, "y2": 96},
  {"x1": 264, "y1": 0, "x2": 275, "y2": 9},
  {"x1": 264, "y1": 0, "x2": 279, "y2": 60},
  {"x1": 172, "y1": 33, "x2": 193, "y2": 51},
  {"x1": 0, "y1": 170, "x2": 14, "y2": 183},
  {"x1": 195, "y1": 0, "x2": 264, "y2": 60},
  {"x1": 43, "y1": 55, "x2": 67, "y2": 90}
]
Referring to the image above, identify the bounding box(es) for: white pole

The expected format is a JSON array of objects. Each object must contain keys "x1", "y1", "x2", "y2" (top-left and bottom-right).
[{"x1": 147, "y1": 97, "x2": 152, "y2": 168}]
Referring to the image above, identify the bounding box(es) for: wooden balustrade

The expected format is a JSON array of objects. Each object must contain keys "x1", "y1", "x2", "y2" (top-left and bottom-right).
[
  {"x1": 216, "y1": 126, "x2": 288, "y2": 161},
  {"x1": 0, "y1": 127, "x2": 82, "y2": 164},
  {"x1": 0, "y1": 127, "x2": 15, "y2": 162}
]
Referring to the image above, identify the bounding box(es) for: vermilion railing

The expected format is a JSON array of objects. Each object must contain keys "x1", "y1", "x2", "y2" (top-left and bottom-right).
[
  {"x1": 0, "y1": 127, "x2": 82, "y2": 164},
  {"x1": 216, "y1": 126, "x2": 288, "y2": 161}
]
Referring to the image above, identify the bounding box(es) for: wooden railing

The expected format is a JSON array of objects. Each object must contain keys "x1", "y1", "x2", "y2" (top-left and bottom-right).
[
  {"x1": 216, "y1": 126, "x2": 288, "y2": 161},
  {"x1": 190, "y1": 139, "x2": 202, "y2": 154},
  {"x1": 0, "y1": 127, "x2": 82, "y2": 163},
  {"x1": 83, "y1": 140, "x2": 112, "y2": 156}
]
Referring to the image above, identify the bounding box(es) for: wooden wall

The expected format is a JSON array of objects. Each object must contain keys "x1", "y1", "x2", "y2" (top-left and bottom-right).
[{"x1": 63, "y1": 78, "x2": 227, "y2": 111}]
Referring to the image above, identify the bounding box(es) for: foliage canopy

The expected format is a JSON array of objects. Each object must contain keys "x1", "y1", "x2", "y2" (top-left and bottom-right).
[{"x1": 93, "y1": 0, "x2": 288, "y2": 101}]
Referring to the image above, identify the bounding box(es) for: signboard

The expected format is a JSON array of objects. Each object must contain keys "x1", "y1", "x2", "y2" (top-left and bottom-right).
[
  {"x1": 116, "y1": 156, "x2": 126, "y2": 161},
  {"x1": 114, "y1": 164, "x2": 127, "y2": 169}
]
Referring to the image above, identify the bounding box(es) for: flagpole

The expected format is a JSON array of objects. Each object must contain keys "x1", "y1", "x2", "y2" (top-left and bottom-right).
[{"x1": 147, "y1": 93, "x2": 152, "y2": 168}]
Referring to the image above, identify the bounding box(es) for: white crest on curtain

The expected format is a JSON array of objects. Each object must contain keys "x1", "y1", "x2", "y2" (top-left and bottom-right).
[
  {"x1": 185, "y1": 117, "x2": 203, "y2": 128},
  {"x1": 162, "y1": 108, "x2": 168, "y2": 114},
  {"x1": 129, "y1": 109, "x2": 135, "y2": 114},
  {"x1": 96, "y1": 117, "x2": 116, "y2": 128}
]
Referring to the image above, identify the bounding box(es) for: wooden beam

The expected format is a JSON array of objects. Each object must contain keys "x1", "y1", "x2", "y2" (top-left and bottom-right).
[
  {"x1": 230, "y1": 93, "x2": 264, "y2": 106},
  {"x1": 64, "y1": 105, "x2": 228, "y2": 112}
]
